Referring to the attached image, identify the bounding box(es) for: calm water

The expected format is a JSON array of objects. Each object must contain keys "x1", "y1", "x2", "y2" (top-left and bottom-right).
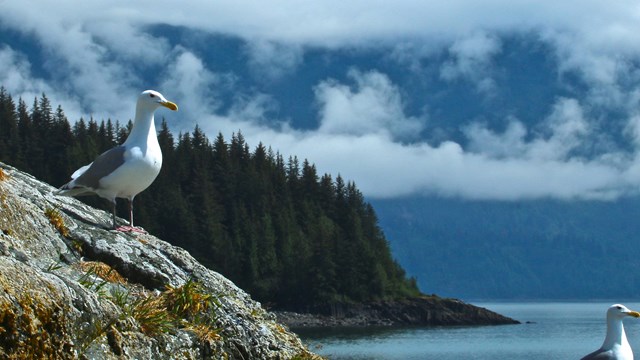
[{"x1": 297, "y1": 302, "x2": 640, "y2": 359}]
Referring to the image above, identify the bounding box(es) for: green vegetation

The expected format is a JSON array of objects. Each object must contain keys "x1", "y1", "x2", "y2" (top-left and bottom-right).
[
  {"x1": 0, "y1": 87, "x2": 420, "y2": 310},
  {"x1": 74, "y1": 262, "x2": 221, "y2": 338},
  {"x1": 109, "y1": 281, "x2": 220, "y2": 337}
]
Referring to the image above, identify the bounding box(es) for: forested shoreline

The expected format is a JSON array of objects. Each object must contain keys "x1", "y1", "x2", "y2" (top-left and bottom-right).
[{"x1": 0, "y1": 88, "x2": 420, "y2": 310}]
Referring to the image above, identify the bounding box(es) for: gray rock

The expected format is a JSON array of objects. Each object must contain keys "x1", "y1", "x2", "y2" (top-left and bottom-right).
[{"x1": 0, "y1": 162, "x2": 320, "y2": 360}]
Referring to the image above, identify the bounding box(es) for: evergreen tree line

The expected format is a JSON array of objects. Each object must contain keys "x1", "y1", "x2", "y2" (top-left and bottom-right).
[{"x1": 0, "y1": 88, "x2": 420, "y2": 309}]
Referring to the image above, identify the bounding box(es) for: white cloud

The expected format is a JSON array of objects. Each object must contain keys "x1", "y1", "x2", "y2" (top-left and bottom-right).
[
  {"x1": 2, "y1": 1, "x2": 640, "y2": 49},
  {"x1": 440, "y1": 31, "x2": 501, "y2": 93},
  {"x1": 84, "y1": 20, "x2": 170, "y2": 64},
  {"x1": 159, "y1": 50, "x2": 284, "y2": 135},
  {"x1": 245, "y1": 40, "x2": 303, "y2": 82},
  {"x1": 0, "y1": 46, "x2": 87, "y2": 122},
  {"x1": 464, "y1": 120, "x2": 529, "y2": 159},
  {"x1": 0, "y1": 46, "x2": 50, "y2": 99},
  {"x1": 314, "y1": 69, "x2": 424, "y2": 140},
  {"x1": 160, "y1": 50, "x2": 220, "y2": 126},
  {"x1": 0, "y1": 2, "x2": 141, "y2": 121},
  {"x1": 465, "y1": 98, "x2": 590, "y2": 161}
]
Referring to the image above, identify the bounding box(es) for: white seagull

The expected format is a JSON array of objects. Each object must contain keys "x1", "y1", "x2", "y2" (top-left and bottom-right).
[
  {"x1": 581, "y1": 304, "x2": 640, "y2": 360},
  {"x1": 57, "y1": 90, "x2": 178, "y2": 232}
]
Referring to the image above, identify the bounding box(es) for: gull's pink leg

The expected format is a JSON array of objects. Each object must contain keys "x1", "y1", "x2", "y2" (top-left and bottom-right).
[{"x1": 115, "y1": 198, "x2": 147, "y2": 233}]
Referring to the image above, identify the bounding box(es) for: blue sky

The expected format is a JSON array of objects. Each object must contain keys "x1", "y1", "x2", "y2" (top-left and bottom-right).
[{"x1": 3, "y1": 1, "x2": 640, "y2": 200}]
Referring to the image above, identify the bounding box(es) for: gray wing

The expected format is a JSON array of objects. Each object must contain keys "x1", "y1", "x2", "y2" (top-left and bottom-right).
[
  {"x1": 65, "y1": 145, "x2": 126, "y2": 189},
  {"x1": 580, "y1": 349, "x2": 615, "y2": 360}
]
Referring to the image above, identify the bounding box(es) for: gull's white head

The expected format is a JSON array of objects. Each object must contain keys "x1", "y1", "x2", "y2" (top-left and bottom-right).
[
  {"x1": 137, "y1": 90, "x2": 178, "y2": 112},
  {"x1": 607, "y1": 304, "x2": 640, "y2": 320}
]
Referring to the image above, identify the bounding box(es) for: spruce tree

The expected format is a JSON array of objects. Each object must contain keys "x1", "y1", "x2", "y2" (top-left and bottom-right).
[{"x1": 0, "y1": 88, "x2": 20, "y2": 165}]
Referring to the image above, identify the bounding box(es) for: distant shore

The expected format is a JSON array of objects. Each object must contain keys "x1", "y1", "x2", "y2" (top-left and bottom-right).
[{"x1": 274, "y1": 296, "x2": 520, "y2": 328}]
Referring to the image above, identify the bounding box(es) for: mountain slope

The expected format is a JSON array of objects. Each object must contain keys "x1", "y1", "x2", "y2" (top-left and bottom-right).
[{"x1": 373, "y1": 196, "x2": 640, "y2": 299}]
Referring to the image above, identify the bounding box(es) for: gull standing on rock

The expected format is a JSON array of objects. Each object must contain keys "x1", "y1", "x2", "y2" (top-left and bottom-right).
[
  {"x1": 581, "y1": 304, "x2": 640, "y2": 360},
  {"x1": 56, "y1": 90, "x2": 178, "y2": 232}
]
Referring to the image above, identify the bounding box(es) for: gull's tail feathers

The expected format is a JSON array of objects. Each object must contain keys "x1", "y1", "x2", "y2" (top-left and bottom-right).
[{"x1": 55, "y1": 183, "x2": 93, "y2": 197}]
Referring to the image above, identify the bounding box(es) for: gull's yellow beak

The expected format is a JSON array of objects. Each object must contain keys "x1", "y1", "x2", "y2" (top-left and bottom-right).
[
  {"x1": 161, "y1": 100, "x2": 178, "y2": 111},
  {"x1": 627, "y1": 311, "x2": 640, "y2": 318}
]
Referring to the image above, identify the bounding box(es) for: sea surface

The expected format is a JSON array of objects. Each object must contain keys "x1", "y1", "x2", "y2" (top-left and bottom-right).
[{"x1": 296, "y1": 302, "x2": 640, "y2": 360}]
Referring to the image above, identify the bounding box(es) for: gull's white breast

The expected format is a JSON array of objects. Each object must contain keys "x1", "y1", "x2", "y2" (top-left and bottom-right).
[{"x1": 97, "y1": 143, "x2": 162, "y2": 199}]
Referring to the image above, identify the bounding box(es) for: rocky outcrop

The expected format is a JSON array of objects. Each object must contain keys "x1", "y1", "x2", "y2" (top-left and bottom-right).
[
  {"x1": 0, "y1": 162, "x2": 319, "y2": 359},
  {"x1": 276, "y1": 297, "x2": 519, "y2": 328}
]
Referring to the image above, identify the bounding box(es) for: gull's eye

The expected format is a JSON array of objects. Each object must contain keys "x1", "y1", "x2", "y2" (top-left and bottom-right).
[
  {"x1": 149, "y1": 93, "x2": 156, "y2": 98},
  {"x1": 617, "y1": 306, "x2": 623, "y2": 310}
]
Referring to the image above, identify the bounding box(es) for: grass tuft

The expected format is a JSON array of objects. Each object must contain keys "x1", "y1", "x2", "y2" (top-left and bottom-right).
[
  {"x1": 164, "y1": 279, "x2": 214, "y2": 318},
  {"x1": 108, "y1": 279, "x2": 222, "y2": 338},
  {"x1": 77, "y1": 266, "x2": 109, "y2": 297},
  {"x1": 129, "y1": 295, "x2": 174, "y2": 335}
]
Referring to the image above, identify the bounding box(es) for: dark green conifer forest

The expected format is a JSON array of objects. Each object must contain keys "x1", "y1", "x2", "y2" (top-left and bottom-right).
[{"x1": 0, "y1": 88, "x2": 420, "y2": 310}]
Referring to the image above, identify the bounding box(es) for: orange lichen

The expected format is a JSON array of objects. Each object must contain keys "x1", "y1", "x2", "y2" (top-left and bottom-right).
[
  {"x1": 44, "y1": 208, "x2": 69, "y2": 238},
  {"x1": 185, "y1": 323, "x2": 221, "y2": 342},
  {"x1": 0, "y1": 168, "x2": 7, "y2": 207},
  {"x1": 78, "y1": 261, "x2": 127, "y2": 284},
  {"x1": 0, "y1": 291, "x2": 74, "y2": 358}
]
